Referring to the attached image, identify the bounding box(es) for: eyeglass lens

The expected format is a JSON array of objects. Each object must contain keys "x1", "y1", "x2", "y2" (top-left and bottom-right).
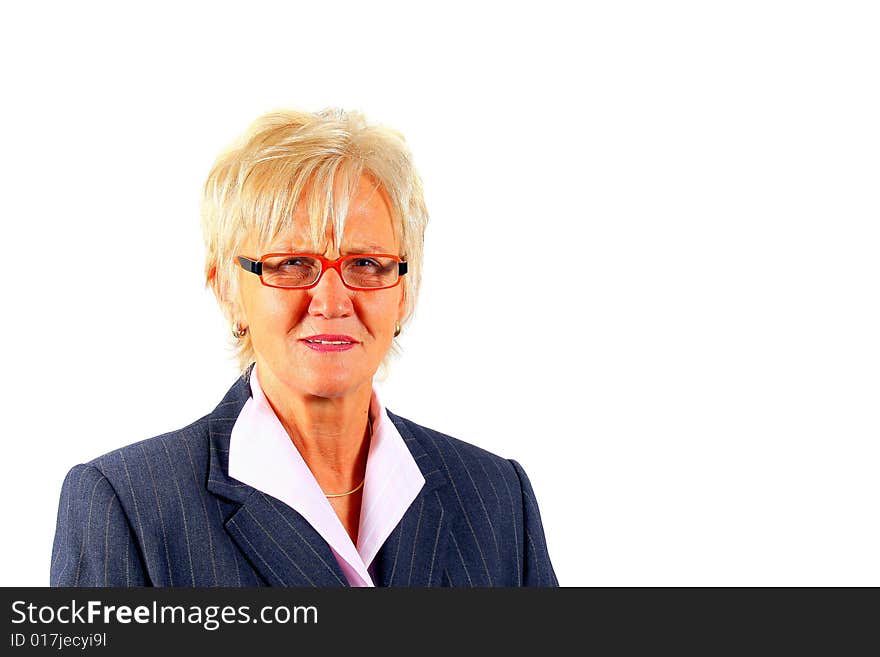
[{"x1": 261, "y1": 255, "x2": 399, "y2": 288}]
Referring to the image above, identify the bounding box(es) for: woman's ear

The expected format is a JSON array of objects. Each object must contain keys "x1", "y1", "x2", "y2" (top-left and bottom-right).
[
  {"x1": 207, "y1": 265, "x2": 221, "y2": 298},
  {"x1": 209, "y1": 265, "x2": 245, "y2": 325},
  {"x1": 397, "y1": 282, "x2": 406, "y2": 319}
]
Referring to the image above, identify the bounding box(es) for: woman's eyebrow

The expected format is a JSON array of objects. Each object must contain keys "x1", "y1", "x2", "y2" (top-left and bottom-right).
[
  {"x1": 264, "y1": 246, "x2": 308, "y2": 253},
  {"x1": 343, "y1": 244, "x2": 391, "y2": 253},
  {"x1": 264, "y1": 244, "x2": 391, "y2": 254}
]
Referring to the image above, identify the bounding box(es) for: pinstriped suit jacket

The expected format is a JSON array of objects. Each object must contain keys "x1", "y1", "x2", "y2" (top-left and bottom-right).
[{"x1": 50, "y1": 374, "x2": 558, "y2": 587}]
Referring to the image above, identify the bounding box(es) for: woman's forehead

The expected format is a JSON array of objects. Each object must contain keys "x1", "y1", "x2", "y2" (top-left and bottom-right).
[
  {"x1": 254, "y1": 207, "x2": 399, "y2": 254},
  {"x1": 244, "y1": 172, "x2": 399, "y2": 253}
]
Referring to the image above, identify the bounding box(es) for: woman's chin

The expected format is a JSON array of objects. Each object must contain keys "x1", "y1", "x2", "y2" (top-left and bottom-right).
[
  {"x1": 297, "y1": 369, "x2": 367, "y2": 399},
  {"x1": 267, "y1": 356, "x2": 373, "y2": 399}
]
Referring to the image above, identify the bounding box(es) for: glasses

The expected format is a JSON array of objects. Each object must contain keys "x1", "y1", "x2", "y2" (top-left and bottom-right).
[{"x1": 237, "y1": 253, "x2": 408, "y2": 290}]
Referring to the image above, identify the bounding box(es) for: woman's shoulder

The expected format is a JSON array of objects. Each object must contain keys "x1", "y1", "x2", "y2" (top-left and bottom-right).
[
  {"x1": 72, "y1": 377, "x2": 250, "y2": 482},
  {"x1": 385, "y1": 410, "x2": 523, "y2": 483},
  {"x1": 61, "y1": 413, "x2": 215, "y2": 501}
]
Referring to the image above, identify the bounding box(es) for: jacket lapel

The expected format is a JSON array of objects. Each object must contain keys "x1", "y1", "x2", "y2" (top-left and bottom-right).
[
  {"x1": 371, "y1": 412, "x2": 451, "y2": 587},
  {"x1": 224, "y1": 489, "x2": 350, "y2": 587},
  {"x1": 205, "y1": 374, "x2": 349, "y2": 587}
]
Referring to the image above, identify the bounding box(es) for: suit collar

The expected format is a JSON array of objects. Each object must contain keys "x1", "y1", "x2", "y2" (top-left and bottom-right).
[
  {"x1": 386, "y1": 410, "x2": 447, "y2": 495},
  {"x1": 205, "y1": 369, "x2": 451, "y2": 586},
  {"x1": 205, "y1": 372, "x2": 253, "y2": 504}
]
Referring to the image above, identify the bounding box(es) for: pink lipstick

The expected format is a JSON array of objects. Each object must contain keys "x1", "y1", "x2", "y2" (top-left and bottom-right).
[{"x1": 300, "y1": 334, "x2": 358, "y2": 352}]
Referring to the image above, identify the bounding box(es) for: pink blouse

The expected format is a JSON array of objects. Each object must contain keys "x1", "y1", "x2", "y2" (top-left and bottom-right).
[{"x1": 228, "y1": 365, "x2": 426, "y2": 586}]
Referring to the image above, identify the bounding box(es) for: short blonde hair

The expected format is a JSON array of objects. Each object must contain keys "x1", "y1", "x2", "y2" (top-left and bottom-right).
[{"x1": 201, "y1": 108, "x2": 429, "y2": 376}]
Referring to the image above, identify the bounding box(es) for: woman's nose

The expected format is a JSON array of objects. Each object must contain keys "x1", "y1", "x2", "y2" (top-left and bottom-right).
[{"x1": 307, "y1": 267, "x2": 354, "y2": 319}]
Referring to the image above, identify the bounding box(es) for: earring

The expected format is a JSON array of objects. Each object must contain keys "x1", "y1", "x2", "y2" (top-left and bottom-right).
[
  {"x1": 393, "y1": 321, "x2": 401, "y2": 337},
  {"x1": 232, "y1": 323, "x2": 248, "y2": 339}
]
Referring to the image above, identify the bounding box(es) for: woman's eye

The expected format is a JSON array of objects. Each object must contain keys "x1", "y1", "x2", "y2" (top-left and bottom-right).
[{"x1": 352, "y1": 258, "x2": 380, "y2": 268}]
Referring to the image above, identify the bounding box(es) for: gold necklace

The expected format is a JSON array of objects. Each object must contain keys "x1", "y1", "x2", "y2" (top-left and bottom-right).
[
  {"x1": 325, "y1": 478, "x2": 365, "y2": 498},
  {"x1": 324, "y1": 413, "x2": 372, "y2": 498}
]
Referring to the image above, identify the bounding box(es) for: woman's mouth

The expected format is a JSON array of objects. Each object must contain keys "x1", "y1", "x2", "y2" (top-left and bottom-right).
[{"x1": 301, "y1": 334, "x2": 358, "y2": 352}]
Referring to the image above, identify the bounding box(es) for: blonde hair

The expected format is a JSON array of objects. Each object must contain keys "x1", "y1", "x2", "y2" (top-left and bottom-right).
[{"x1": 201, "y1": 108, "x2": 429, "y2": 376}]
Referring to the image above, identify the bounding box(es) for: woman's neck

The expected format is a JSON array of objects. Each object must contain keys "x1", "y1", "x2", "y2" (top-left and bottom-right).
[{"x1": 254, "y1": 364, "x2": 372, "y2": 493}]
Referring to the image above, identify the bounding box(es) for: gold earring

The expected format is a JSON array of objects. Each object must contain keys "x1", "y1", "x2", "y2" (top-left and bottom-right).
[
  {"x1": 232, "y1": 323, "x2": 248, "y2": 339},
  {"x1": 393, "y1": 322, "x2": 401, "y2": 337}
]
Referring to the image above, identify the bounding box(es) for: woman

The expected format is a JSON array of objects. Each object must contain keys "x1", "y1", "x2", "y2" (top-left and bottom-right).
[{"x1": 50, "y1": 108, "x2": 557, "y2": 587}]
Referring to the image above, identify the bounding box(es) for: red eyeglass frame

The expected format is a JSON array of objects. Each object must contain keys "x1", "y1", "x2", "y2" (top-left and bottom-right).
[{"x1": 237, "y1": 253, "x2": 408, "y2": 291}]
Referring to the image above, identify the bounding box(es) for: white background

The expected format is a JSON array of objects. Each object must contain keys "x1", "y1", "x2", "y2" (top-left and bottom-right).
[{"x1": 1, "y1": 1, "x2": 878, "y2": 586}]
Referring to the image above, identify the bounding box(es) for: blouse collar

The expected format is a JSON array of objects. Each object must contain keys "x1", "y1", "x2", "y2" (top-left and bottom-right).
[{"x1": 228, "y1": 364, "x2": 425, "y2": 586}]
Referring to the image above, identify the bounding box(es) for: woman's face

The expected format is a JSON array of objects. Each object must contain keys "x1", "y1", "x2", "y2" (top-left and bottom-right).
[{"x1": 235, "y1": 175, "x2": 405, "y2": 400}]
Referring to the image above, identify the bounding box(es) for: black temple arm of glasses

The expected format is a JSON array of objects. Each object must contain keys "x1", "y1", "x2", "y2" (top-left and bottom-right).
[
  {"x1": 398, "y1": 261, "x2": 408, "y2": 276},
  {"x1": 238, "y1": 256, "x2": 262, "y2": 276}
]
